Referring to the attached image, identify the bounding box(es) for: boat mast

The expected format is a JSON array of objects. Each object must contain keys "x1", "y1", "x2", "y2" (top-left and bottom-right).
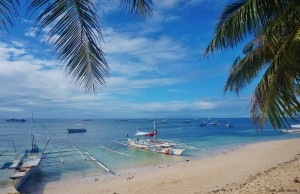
[
  {"x1": 29, "y1": 112, "x2": 33, "y2": 150},
  {"x1": 154, "y1": 120, "x2": 156, "y2": 153}
]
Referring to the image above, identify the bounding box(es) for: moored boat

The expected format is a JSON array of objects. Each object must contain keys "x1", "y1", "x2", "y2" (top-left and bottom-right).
[
  {"x1": 199, "y1": 121, "x2": 206, "y2": 126},
  {"x1": 82, "y1": 119, "x2": 92, "y2": 121},
  {"x1": 127, "y1": 121, "x2": 185, "y2": 156},
  {"x1": 10, "y1": 145, "x2": 43, "y2": 190},
  {"x1": 6, "y1": 118, "x2": 26, "y2": 122},
  {"x1": 67, "y1": 128, "x2": 87, "y2": 133},
  {"x1": 226, "y1": 122, "x2": 233, "y2": 128},
  {"x1": 281, "y1": 124, "x2": 300, "y2": 133},
  {"x1": 210, "y1": 120, "x2": 219, "y2": 125}
]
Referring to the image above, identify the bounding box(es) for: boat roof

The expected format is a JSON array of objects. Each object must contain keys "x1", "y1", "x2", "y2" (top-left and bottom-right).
[
  {"x1": 291, "y1": 124, "x2": 300, "y2": 128},
  {"x1": 134, "y1": 131, "x2": 151, "y2": 136}
]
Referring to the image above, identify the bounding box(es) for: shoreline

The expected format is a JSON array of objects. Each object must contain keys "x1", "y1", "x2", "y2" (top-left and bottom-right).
[{"x1": 3, "y1": 138, "x2": 300, "y2": 193}]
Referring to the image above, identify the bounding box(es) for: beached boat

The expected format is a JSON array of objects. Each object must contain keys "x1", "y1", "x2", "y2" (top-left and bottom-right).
[
  {"x1": 3, "y1": 115, "x2": 50, "y2": 190},
  {"x1": 9, "y1": 143, "x2": 44, "y2": 190},
  {"x1": 67, "y1": 128, "x2": 87, "y2": 133},
  {"x1": 127, "y1": 121, "x2": 185, "y2": 156}
]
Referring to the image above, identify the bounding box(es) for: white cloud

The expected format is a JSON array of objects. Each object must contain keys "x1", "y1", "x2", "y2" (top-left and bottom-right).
[
  {"x1": 25, "y1": 27, "x2": 38, "y2": 37},
  {"x1": 193, "y1": 101, "x2": 215, "y2": 110}
]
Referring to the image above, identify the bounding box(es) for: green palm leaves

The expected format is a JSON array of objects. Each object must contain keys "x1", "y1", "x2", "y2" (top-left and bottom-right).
[
  {"x1": 30, "y1": 0, "x2": 108, "y2": 93},
  {"x1": 121, "y1": 0, "x2": 153, "y2": 18},
  {"x1": 0, "y1": 0, "x2": 19, "y2": 32},
  {"x1": 0, "y1": 0, "x2": 153, "y2": 93},
  {"x1": 204, "y1": 0, "x2": 300, "y2": 129}
]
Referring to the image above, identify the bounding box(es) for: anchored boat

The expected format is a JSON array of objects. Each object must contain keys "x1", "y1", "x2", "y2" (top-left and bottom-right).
[
  {"x1": 281, "y1": 124, "x2": 300, "y2": 133},
  {"x1": 127, "y1": 121, "x2": 185, "y2": 156},
  {"x1": 67, "y1": 128, "x2": 87, "y2": 133}
]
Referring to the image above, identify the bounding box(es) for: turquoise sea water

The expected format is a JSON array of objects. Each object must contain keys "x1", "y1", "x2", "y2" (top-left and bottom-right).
[{"x1": 1, "y1": 118, "x2": 300, "y2": 191}]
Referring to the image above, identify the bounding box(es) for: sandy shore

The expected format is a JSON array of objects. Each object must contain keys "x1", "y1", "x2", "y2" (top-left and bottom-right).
[{"x1": 4, "y1": 138, "x2": 300, "y2": 194}]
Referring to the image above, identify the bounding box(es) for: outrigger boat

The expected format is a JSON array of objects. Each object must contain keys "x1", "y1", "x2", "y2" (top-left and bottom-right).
[
  {"x1": 1, "y1": 116, "x2": 111, "y2": 191},
  {"x1": 126, "y1": 121, "x2": 185, "y2": 156}
]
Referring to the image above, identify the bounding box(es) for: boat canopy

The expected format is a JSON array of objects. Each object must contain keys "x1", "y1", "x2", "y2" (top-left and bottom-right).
[{"x1": 134, "y1": 130, "x2": 157, "y2": 137}]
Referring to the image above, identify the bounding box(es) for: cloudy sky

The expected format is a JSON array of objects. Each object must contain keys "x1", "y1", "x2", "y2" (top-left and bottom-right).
[{"x1": 0, "y1": 0, "x2": 258, "y2": 119}]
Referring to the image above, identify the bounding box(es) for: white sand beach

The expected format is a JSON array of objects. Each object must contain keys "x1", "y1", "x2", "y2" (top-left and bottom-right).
[{"x1": 3, "y1": 138, "x2": 300, "y2": 194}]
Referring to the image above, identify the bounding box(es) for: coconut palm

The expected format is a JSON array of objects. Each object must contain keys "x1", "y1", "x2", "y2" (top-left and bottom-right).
[
  {"x1": 0, "y1": 0, "x2": 153, "y2": 93},
  {"x1": 204, "y1": 0, "x2": 300, "y2": 129}
]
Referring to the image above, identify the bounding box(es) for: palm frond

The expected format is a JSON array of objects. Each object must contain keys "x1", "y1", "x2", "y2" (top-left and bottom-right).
[
  {"x1": 120, "y1": 0, "x2": 153, "y2": 19},
  {"x1": 0, "y1": 0, "x2": 19, "y2": 33},
  {"x1": 29, "y1": 0, "x2": 109, "y2": 93},
  {"x1": 203, "y1": 0, "x2": 299, "y2": 55},
  {"x1": 251, "y1": 28, "x2": 300, "y2": 129},
  {"x1": 205, "y1": 0, "x2": 300, "y2": 129}
]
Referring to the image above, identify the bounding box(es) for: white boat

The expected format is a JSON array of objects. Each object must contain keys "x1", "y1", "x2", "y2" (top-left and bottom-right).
[
  {"x1": 281, "y1": 124, "x2": 300, "y2": 133},
  {"x1": 127, "y1": 121, "x2": 185, "y2": 156},
  {"x1": 9, "y1": 144, "x2": 43, "y2": 190},
  {"x1": 226, "y1": 123, "x2": 233, "y2": 128},
  {"x1": 160, "y1": 119, "x2": 168, "y2": 124},
  {"x1": 210, "y1": 120, "x2": 219, "y2": 125},
  {"x1": 182, "y1": 120, "x2": 190, "y2": 123},
  {"x1": 8, "y1": 115, "x2": 49, "y2": 190},
  {"x1": 199, "y1": 121, "x2": 206, "y2": 126}
]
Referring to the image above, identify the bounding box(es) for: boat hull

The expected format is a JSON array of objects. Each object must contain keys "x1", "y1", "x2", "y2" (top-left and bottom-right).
[
  {"x1": 10, "y1": 150, "x2": 42, "y2": 190},
  {"x1": 127, "y1": 138, "x2": 184, "y2": 156},
  {"x1": 280, "y1": 129, "x2": 300, "y2": 133},
  {"x1": 11, "y1": 166, "x2": 36, "y2": 190},
  {"x1": 67, "y1": 128, "x2": 87, "y2": 133}
]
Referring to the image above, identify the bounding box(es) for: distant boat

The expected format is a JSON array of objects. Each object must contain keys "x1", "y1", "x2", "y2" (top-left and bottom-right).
[
  {"x1": 5, "y1": 118, "x2": 26, "y2": 122},
  {"x1": 199, "y1": 121, "x2": 206, "y2": 126},
  {"x1": 281, "y1": 124, "x2": 300, "y2": 133},
  {"x1": 116, "y1": 119, "x2": 128, "y2": 122},
  {"x1": 82, "y1": 119, "x2": 92, "y2": 121},
  {"x1": 161, "y1": 119, "x2": 168, "y2": 124},
  {"x1": 67, "y1": 128, "x2": 87, "y2": 133},
  {"x1": 182, "y1": 120, "x2": 190, "y2": 123},
  {"x1": 226, "y1": 122, "x2": 233, "y2": 128},
  {"x1": 210, "y1": 120, "x2": 219, "y2": 125}
]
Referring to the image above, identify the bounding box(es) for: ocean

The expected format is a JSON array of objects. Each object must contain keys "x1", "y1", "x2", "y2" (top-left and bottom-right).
[{"x1": 0, "y1": 118, "x2": 299, "y2": 191}]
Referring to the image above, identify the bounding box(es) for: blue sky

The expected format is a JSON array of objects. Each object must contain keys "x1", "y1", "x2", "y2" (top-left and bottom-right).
[{"x1": 0, "y1": 0, "x2": 258, "y2": 119}]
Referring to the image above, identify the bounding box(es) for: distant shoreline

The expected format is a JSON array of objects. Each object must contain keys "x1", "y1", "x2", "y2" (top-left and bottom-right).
[{"x1": 7, "y1": 138, "x2": 299, "y2": 194}]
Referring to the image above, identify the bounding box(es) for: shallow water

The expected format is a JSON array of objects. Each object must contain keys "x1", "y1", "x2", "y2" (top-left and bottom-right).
[{"x1": 0, "y1": 118, "x2": 299, "y2": 191}]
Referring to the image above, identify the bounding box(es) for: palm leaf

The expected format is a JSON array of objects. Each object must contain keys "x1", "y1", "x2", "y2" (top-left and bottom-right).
[
  {"x1": 203, "y1": 0, "x2": 298, "y2": 55},
  {"x1": 205, "y1": 0, "x2": 300, "y2": 129},
  {"x1": 120, "y1": 0, "x2": 153, "y2": 19},
  {"x1": 251, "y1": 28, "x2": 300, "y2": 129},
  {"x1": 224, "y1": 35, "x2": 273, "y2": 94},
  {"x1": 28, "y1": 0, "x2": 109, "y2": 93},
  {"x1": 0, "y1": 0, "x2": 19, "y2": 33}
]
